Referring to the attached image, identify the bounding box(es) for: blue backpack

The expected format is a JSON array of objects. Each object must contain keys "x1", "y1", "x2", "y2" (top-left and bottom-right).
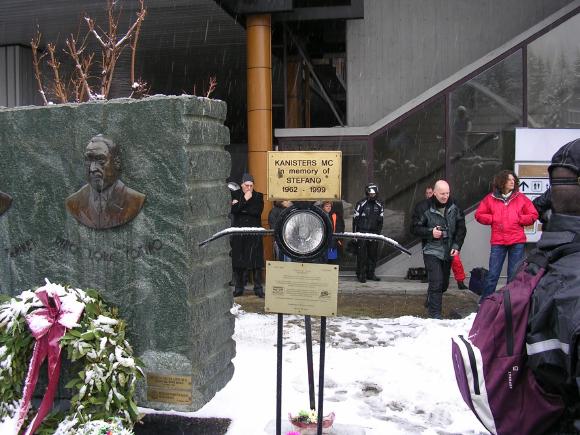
[{"x1": 451, "y1": 244, "x2": 580, "y2": 435}]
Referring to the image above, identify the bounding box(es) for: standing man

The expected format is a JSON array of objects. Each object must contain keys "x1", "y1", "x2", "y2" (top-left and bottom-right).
[
  {"x1": 424, "y1": 185, "x2": 467, "y2": 289},
  {"x1": 353, "y1": 183, "x2": 384, "y2": 283},
  {"x1": 526, "y1": 138, "x2": 580, "y2": 432},
  {"x1": 231, "y1": 173, "x2": 265, "y2": 298},
  {"x1": 411, "y1": 180, "x2": 466, "y2": 319}
]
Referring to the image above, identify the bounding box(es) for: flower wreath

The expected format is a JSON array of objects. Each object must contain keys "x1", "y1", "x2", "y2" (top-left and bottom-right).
[{"x1": 0, "y1": 280, "x2": 144, "y2": 434}]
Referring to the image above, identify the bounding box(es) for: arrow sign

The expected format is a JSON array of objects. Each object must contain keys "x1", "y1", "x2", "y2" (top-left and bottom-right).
[{"x1": 519, "y1": 181, "x2": 529, "y2": 192}]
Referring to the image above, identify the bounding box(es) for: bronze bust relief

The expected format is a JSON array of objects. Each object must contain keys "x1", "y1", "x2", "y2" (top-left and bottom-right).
[
  {"x1": 0, "y1": 191, "x2": 12, "y2": 216},
  {"x1": 66, "y1": 135, "x2": 145, "y2": 230}
]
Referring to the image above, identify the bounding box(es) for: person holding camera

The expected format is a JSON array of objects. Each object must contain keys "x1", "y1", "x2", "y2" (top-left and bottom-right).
[
  {"x1": 475, "y1": 170, "x2": 538, "y2": 302},
  {"x1": 411, "y1": 180, "x2": 466, "y2": 319}
]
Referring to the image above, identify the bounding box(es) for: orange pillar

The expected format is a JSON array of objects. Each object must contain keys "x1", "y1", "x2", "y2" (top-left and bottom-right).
[{"x1": 247, "y1": 14, "x2": 273, "y2": 259}]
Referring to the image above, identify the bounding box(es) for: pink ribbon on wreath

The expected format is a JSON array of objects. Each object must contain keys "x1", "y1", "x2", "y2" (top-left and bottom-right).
[{"x1": 15, "y1": 283, "x2": 84, "y2": 435}]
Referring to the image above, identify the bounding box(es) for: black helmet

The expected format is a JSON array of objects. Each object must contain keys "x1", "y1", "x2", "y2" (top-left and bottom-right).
[{"x1": 365, "y1": 183, "x2": 378, "y2": 196}]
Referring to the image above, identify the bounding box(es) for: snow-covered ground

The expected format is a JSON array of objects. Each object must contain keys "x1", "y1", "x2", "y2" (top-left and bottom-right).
[{"x1": 179, "y1": 304, "x2": 486, "y2": 434}]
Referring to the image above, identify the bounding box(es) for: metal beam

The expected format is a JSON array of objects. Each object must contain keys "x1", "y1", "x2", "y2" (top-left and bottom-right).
[
  {"x1": 274, "y1": 1, "x2": 364, "y2": 22},
  {"x1": 284, "y1": 24, "x2": 345, "y2": 127}
]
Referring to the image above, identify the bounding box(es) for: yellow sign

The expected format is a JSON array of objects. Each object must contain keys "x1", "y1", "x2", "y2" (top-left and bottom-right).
[
  {"x1": 146, "y1": 372, "x2": 193, "y2": 405},
  {"x1": 265, "y1": 261, "x2": 338, "y2": 317},
  {"x1": 267, "y1": 151, "x2": 342, "y2": 200},
  {"x1": 517, "y1": 163, "x2": 549, "y2": 178}
]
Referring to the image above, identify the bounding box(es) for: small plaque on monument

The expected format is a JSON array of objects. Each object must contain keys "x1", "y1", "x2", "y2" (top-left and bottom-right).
[
  {"x1": 146, "y1": 372, "x2": 193, "y2": 405},
  {"x1": 265, "y1": 261, "x2": 338, "y2": 317}
]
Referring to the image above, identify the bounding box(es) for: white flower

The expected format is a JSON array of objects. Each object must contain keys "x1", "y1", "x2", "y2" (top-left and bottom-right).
[
  {"x1": 115, "y1": 347, "x2": 135, "y2": 368},
  {"x1": 95, "y1": 315, "x2": 118, "y2": 326}
]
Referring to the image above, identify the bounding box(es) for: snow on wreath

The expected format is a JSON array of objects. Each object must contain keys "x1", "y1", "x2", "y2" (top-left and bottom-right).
[{"x1": 0, "y1": 279, "x2": 144, "y2": 434}]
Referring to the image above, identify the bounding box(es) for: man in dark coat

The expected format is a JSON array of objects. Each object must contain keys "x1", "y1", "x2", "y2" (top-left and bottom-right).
[
  {"x1": 231, "y1": 173, "x2": 265, "y2": 297},
  {"x1": 411, "y1": 180, "x2": 466, "y2": 319},
  {"x1": 526, "y1": 138, "x2": 580, "y2": 433}
]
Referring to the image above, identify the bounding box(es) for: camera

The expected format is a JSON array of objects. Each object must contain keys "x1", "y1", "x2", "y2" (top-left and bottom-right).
[{"x1": 436, "y1": 225, "x2": 449, "y2": 239}]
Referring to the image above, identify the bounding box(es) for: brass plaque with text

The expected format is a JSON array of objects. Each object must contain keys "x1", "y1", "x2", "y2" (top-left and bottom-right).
[
  {"x1": 265, "y1": 261, "x2": 338, "y2": 317},
  {"x1": 267, "y1": 151, "x2": 342, "y2": 200},
  {"x1": 147, "y1": 389, "x2": 193, "y2": 405},
  {"x1": 146, "y1": 373, "x2": 193, "y2": 405}
]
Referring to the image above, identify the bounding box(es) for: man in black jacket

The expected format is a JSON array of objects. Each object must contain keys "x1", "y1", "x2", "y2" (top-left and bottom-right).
[
  {"x1": 411, "y1": 180, "x2": 466, "y2": 319},
  {"x1": 527, "y1": 139, "x2": 580, "y2": 433},
  {"x1": 353, "y1": 183, "x2": 384, "y2": 283}
]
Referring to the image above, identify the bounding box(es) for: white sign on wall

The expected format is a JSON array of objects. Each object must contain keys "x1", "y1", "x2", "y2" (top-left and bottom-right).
[{"x1": 515, "y1": 128, "x2": 580, "y2": 242}]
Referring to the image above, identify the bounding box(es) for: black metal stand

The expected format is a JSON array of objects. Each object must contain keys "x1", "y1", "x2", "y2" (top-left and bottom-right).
[
  {"x1": 316, "y1": 316, "x2": 327, "y2": 435},
  {"x1": 276, "y1": 313, "x2": 283, "y2": 435},
  {"x1": 275, "y1": 314, "x2": 328, "y2": 435},
  {"x1": 305, "y1": 315, "x2": 316, "y2": 411}
]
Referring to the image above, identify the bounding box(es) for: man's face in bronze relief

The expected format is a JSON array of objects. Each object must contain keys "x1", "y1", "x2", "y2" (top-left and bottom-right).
[
  {"x1": 85, "y1": 140, "x2": 119, "y2": 192},
  {"x1": 66, "y1": 135, "x2": 145, "y2": 230}
]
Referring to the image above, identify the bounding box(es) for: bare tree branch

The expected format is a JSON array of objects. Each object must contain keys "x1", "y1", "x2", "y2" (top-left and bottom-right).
[
  {"x1": 65, "y1": 35, "x2": 93, "y2": 100},
  {"x1": 130, "y1": 0, "x2": 147, "y2": 86},
  {"x1": 206, "y1": 76, "x2": 217, "y2": 98},
  {"x1": 30, "y1": 30, "x2": 49, "y2": 105},
  {"x1": 46, "y1": 43, "x2": 68, "y2": 103}
]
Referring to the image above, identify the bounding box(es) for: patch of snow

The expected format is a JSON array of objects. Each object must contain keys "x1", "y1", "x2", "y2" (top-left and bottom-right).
[{"x1": 141, "y1": 311, "x2": 485, "y2": 434}]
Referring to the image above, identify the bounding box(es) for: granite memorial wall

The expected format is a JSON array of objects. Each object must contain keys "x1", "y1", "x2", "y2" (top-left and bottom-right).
[{"x1": 0, "y1": 95, "x2": 234, "y2": 411}]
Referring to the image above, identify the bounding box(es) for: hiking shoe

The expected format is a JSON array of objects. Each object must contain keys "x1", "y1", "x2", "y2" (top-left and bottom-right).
[{"x1": 368, "y1": 275, "x2": 381, "y2": 281}]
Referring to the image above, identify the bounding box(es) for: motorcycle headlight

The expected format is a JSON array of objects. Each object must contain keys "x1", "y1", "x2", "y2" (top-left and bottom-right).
[{"x1": 275, "y1": 205, "x2": 332, "y2": 261}]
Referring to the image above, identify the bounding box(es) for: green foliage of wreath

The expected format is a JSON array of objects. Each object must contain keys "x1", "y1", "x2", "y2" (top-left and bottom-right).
[{"x1": 0, "y1": 284, "x2": 144, "y2": 434}]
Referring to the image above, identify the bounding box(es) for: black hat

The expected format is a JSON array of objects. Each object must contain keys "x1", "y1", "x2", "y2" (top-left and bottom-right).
[
  {"x1": 549, "y1": 139, "x2": 580, "y2": 186},
  {"x1": 241, "y1": 173, "x2": 254, "y2": 183}
]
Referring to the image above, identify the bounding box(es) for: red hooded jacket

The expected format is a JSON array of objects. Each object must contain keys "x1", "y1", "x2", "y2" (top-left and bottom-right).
[{"x1": 475, "y1": 190, "x2": 538, "y2": 245}]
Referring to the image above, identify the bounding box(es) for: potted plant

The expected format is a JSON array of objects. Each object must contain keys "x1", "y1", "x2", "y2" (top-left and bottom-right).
[{"x1": 288, "y1": 409, "x2": 335, "y2": 434}]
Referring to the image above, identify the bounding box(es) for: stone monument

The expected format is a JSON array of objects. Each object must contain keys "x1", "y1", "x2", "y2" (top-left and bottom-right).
[{"x1": 0, "y1": 95, "x2": 234, "y2": 411}]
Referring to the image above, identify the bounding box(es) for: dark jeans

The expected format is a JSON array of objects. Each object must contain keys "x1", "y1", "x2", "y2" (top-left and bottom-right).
[
  {"x1": 480, "y1": 243, "x2": 525, "y2": 300},
  {"x1": 356, "y1": 240, "x2": 378, "y2": 279},
  {"x1": 423, "y1": 254, "x2": 451, "y2": 319},
  {"x1": 234, "y1": 268, "x2": 263, "y2": 293}
]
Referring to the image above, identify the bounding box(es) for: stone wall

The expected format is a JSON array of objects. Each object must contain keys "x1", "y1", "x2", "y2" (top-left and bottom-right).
[{"x1": 0, "y1": 95, "x2": 234, "y2": 411}]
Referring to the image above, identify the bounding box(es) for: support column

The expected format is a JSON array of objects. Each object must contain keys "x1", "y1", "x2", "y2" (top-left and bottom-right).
[
  {"x1": 287, "y1": 59, "x2": 302, "y2": 128},
  {"x1": 247, "y1": 14, "x2": 273, "y2": 259}
]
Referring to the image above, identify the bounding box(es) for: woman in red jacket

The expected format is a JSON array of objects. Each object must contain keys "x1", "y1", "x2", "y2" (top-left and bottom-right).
[{"x1": 475, "y1": 170, "x2": 538, "y2": 300}]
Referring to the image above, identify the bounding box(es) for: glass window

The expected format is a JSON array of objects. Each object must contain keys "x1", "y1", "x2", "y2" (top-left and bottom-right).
[
  {"x1": 371, "y1": 97, "x2": 446, "y2": 263},
  {"x1": 528, "y1": 13, "x2": 580, "y2": 129},
  {"x1": 448, "y1": 51, "x2": 523, "y2": 210}
]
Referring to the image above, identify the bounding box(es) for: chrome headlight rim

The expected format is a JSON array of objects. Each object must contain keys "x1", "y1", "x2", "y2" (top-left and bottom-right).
[{"x1": 274, "y1": 205, "x2": 332, "y2": 261}]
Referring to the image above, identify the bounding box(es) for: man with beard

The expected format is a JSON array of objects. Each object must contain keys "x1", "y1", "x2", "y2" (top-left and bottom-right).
[
  {"x1": 66, "y1": 135, "x2": 145, "y2": 230},
  {"x1": 0, "y1": 191, "x2": 12, "y2": 216},
  {"x1": 411, "y1": 180, "x2": 466, "y2": 319}
]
